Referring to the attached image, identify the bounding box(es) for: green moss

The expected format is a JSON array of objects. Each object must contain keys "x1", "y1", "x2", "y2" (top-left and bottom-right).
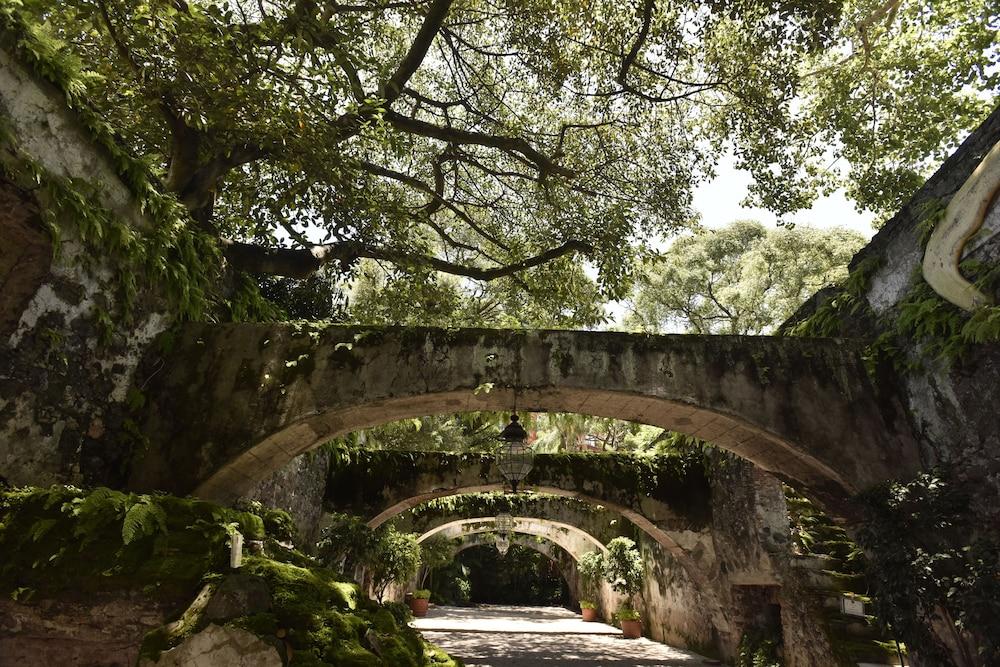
[
  {"x1": 4, "y1": 487, "x2": 463, "y2": 667},
  {"x1": 0, "y1": 486, "x2": 260, "y2": 599},
  {"x1": 323, "y1": 641, "x2": 382, "y2": 666}
]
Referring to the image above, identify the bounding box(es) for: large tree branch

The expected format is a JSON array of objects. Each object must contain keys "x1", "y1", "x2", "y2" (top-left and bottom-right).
[
  {"x1": 222, "y1": 238, "x2": 592, "y2": 279},
  {"x1": 384, "y1": 111, "x2": 575, "y2": 177},
  {"x1": 619, "y1": 0, "x2": 655, "y2": 88},
  {"x1": 358, "y1": 159, "x2": 511, "y2": 250},
  {"x1": 380, "y1": 0, "x2": 455, "y2": 105},
  {"x1": 177, "y1": 144, "x2": 269, "y2": 211}
]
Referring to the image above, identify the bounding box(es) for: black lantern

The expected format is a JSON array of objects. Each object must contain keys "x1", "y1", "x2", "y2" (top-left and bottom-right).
[
  {"x1": 495, "y1": 532, "x2": 511, "y2": 556},
  {"x1": 495, "y1": 512, "x2": 514, "y2": 534},
  {"x1": 496, "y1": 414, "x2": 533, "y2": 493}
]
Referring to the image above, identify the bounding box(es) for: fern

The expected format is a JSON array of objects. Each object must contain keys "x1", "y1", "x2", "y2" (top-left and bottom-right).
[
  {"x1": 70, "y1": 487, "x2": 126, "y2": 544},
  {"x1": 29, "y1": 518, "x2": 57, "y2": 542},
  {"x1": 122, "y1": 497, "x2": 168, "y2": 545}
]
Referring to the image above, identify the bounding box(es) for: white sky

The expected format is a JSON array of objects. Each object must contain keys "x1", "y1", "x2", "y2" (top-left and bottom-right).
[
  {"x1": 693, "y1": 154, "x2": 876, "y2": 237},
  {"x1": 599, "y1": 154, "x2": 877, "y2": 329}
]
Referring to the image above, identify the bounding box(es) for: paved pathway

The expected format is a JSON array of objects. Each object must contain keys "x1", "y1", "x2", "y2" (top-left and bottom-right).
[{"x1": 413, "y1": 605, "x2": 720, "y2": 666}]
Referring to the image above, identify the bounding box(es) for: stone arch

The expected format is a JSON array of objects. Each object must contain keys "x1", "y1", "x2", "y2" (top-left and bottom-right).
[
  {"x1": 418, "y1": 517, "x2": 607, "y2": 560},
  {"x1": 314, "y1": 450, "x2": 717, "y2": 596},
  {"x1": 132, "y1": 326, "x2": 921, "y2": 514},
  {"x1": 436, "y1": 531, "x2": 585, "y2": 607},
  {"x1": 390, "y1": 493, "x2": 630, "y2": 547}
]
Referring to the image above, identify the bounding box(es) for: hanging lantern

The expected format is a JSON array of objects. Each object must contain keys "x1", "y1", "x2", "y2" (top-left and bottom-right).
[
  {"x1": 495, "y1": 512, "x2": 514, "y2": 534},
  {"x1": 495, "y1": 532, "x2": 510, "y2": 556},
  {"x1": 496, "y1": 414, "x2": 533, "y2": 493}
]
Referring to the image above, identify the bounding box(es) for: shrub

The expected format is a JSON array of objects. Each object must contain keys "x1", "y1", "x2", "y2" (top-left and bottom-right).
[
  {"x1": 578, "y1": 550, "x2": 605, "y2": 602},
  {"x1": 603, "y1": 537, "x2": 643, "y2": 601}
]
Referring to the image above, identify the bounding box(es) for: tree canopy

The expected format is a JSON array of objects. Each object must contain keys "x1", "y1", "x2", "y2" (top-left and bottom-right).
[
  {"x1": 628, "y1": 220, "x2": 867, "y2": 334},
  {"x1": 24, "y1": 0, "x2": 998, "y2": 309}
]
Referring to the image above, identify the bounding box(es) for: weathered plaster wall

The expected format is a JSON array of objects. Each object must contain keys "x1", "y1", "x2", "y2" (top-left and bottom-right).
[
  {"x1": 0, "y1": 48, "x2": 168, "y2": 488},
  {"x1": 0, "y1": 178, "x2": 49, "y2": 342},
  {"x1": 0, "y1": 593, "x2": 173, "y2": 666},
  {"x1": 637, "y1": 530, "x2": 725, "y2": 657},
  {"x1": 241, "y1": 448, "x2": 332, "y2": 547},
  {"x1": 708, "y1": 455, "x2": 840, "y2": 666},
  {"x1": 787, "y1": 106, "x2": 1000, "y2": 491}
]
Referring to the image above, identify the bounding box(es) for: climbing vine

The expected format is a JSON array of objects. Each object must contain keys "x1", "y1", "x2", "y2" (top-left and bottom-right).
[
  {"x1": 785, "y1": 242, "x2": 1000, "y2": 372},
  {"x1": 0, "y1": 3, "x2": 278, "y2": 325}
]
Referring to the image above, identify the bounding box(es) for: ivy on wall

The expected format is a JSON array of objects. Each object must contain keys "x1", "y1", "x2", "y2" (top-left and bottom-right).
[{"x1": 0, "y1": 3, "x2": 276, "y2": 325}]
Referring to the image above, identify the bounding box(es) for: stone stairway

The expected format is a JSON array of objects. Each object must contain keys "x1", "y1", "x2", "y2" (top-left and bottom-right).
[{"x1": 785, "y1": 492, "x2": 906, "y2": 667}]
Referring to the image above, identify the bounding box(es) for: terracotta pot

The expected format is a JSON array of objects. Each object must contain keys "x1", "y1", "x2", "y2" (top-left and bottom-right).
[
  {"x1": 581, "y1": 607, "x2": 598, "y2": 622},
  {"x1": 620, "y1": 619, "x2": 642, "y2": 639},
  {"x1": 409, "y1": 598, "x2": 429, "y2": 617}
]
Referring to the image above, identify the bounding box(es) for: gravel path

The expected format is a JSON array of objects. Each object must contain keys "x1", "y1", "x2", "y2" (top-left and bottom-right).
[{"x1": 414, "y1": 605, "x2": 721, "y2": 666}]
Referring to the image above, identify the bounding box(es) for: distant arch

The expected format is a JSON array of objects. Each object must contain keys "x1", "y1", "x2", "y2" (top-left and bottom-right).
[{"x1": 418, "y1": 517, "x2": 606, "y2": 560}]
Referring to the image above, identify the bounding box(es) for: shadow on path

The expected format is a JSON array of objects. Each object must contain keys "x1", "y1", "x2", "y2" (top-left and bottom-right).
[{"x1": 414, "y1": 605, "x2": 718, "y2": 666}]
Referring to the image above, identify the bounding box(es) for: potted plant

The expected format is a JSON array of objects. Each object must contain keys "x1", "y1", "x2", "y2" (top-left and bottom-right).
[
  {"x1": 577, "y1": 550, "x2": 605, "y2": 621},
  {"x1": 409, "y1": 588, "x2": 432, "y2": 617},
  {"x1": 616, "y1": 606, "x2": 643, "y2": 639},
  {"x1": 603, "y1": 537, "x2": 644, "y2": 639},
  {"x1": 408, "y1": 536, "x2": 453, "y2": 616}
]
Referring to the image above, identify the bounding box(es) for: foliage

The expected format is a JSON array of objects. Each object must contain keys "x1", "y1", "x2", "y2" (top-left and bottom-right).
[
  {"x1": 236, "y1": 499, "x2": 298, "y2": 544},
  {"x1": 855, "y1": 469, "x2": 1000, "y2": 665},
  {"x1": 781, "y1": 255, "x2": 882, "y2": 338},
  {"x1": 406, "y1": 493, "x2": 596, "y2": 525},
  {"x1": 577, "y1": 550, "x2": 605, "y2": 603},
  {"x1": 333, "y1": 413, "x2": 500, "y2": 454},
  {"x1": 1, "y1": 486, "x2": 462, "y2": 666},
  {"x1": 411, "y1": 589, "x2": 431, "y2": 600},
  {"x1": 346, "y1": 259, "x2": 610, "y2": 329},
  {"x1": 368, "y1": 525, "x2": 422, "y2": 603},
  {"x1": 316, "y1": 511, "x2": 377, "y2": 576},
  {"x1": 615, "y1": 606, "x2": 642, "y2": 622},
  {"x1": 0, "y1": 485, "x2": 263, "y2": 599},
  {"x1": 784, "y1": 487, "x2": 865, "y2": 574},
  {"x1": 452, "y1": 543, "x2": 569, "y2": 606},
  {"x1": 417, "y1": 536, "x2": 454, "y2": 589},
  {"x1": 10, "y1": 0, "x2": 996, "y2": 323},
  {"x1": 334, "y1": 411, "x2": 708, "y2": 459},
  {"x1": 630, "y1": 221, "x2": 866, "y2": 335},
  {"x1": 737, "y1": 629, "x2": 784, "y2": 667},
  {"x1": 603, "y1": 537, "x2": 644, "y2": 602},
  {"x1": 428, "y1": 559, "x2": 472, "y2": 607},
  {"x1": 326, "y1": 449, "x2": 713, "y2": 527},
  {"x1": 785, "y1": 249, "x2": 1000, "y2": 369},
  {"x1": 579, "y1": 600, "x2": 597, "y2": 610}
]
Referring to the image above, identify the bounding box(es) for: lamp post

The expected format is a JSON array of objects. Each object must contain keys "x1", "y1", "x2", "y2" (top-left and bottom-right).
[{"x1": 496, "y1": 414, "x2": 533, "y2": 493}]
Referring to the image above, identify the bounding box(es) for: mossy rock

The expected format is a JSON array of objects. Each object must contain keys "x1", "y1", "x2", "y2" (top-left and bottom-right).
[
  {"x1": 0, "y1": 486, "x2": 262, "y2": 600},
  {"x1": 323, "y1": 640, "x2": 382, "y2": 666}
]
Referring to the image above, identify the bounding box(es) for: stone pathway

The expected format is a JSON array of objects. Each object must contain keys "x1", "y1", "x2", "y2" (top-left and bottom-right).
[{"x1": 413, "y1": 605, "x2": 720, "y2": 666}]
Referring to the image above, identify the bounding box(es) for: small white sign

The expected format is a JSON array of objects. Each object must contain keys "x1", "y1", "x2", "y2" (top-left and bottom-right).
[
  {"x1": 230, "y1": 530, "x2": 244, "y2": 569},
  {"x1": 840, "y1": 596, "x2": 865, "y2": 617}
]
